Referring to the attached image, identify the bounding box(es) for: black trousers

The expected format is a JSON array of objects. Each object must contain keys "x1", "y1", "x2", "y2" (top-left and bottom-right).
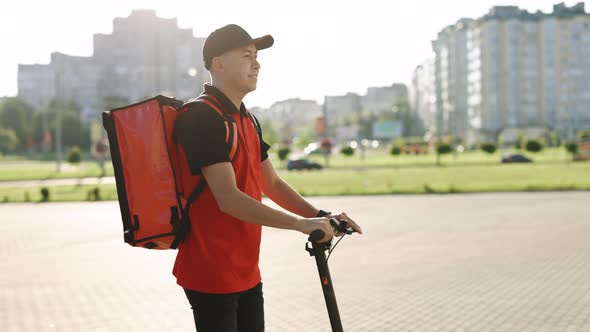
[{"x1": 183, "y1": 282, "x2": 264, "y2": 332}]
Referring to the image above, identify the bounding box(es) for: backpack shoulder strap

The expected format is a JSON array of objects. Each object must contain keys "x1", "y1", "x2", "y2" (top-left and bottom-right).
[
  {"x1": 171, "y1": 94, "x2": 239, "y2": 249},
  {"x1": 169, "y1": 178, "x2": 206, "y2": 249},
  {"x1": 180, "y1": 94, "x2": 239, "y2": 161},
  {"x1": 182, "y1": 94, "x2": 224, "y2": 118}
]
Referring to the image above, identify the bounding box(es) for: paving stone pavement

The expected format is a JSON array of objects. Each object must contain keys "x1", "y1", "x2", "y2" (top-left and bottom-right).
[{"x1": 1, "y1": 192, "x2": 590, "y2": 331}]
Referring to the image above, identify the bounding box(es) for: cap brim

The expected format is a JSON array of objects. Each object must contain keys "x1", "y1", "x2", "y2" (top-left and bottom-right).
[{"x1": 253, "y1": 35, "x2": 274, "y2": 50}]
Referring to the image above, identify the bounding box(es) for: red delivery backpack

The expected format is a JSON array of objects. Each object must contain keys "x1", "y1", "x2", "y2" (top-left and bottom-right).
[{"x1": 102, "y1": 93, "x2": 247, "y2": 249}]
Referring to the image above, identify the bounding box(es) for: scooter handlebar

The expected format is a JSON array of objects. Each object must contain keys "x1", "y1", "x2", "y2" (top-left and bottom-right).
[
  {"x1": 308, "y1": 229, "x2": 325, "y2": 242},
  {"x1": 307, "y1": 218, "x2": 356, "y2": 242}
]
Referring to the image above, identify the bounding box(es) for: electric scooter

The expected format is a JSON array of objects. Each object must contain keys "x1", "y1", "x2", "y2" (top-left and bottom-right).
[{"x1": 306, "y1": 218, "x2": 357, "y2": 332}]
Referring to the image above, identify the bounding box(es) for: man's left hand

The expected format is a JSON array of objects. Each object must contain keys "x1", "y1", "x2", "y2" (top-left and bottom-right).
[{"x1": 332, "y1": 212, "x2": 363, "y2": 236}]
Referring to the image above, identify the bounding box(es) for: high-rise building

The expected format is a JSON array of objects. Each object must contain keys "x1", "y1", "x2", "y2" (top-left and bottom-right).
[
  {"x1": 324, "y1": 92, "x2": 362, "y2": 125},
  {"x1": 254, "y1": 98, "x2": 322, "y2": 143},
  {"x1": 361, "y1": 83, "x2": 409, "y2": 115},
  {"x1": 260, "y1": 98, "x2": 322, "y2": 124},
  {"x1": 322, "y1": 84, "x2": 410, "y2": 142},
  {"x1": 467, "y1": 6, "x2": 545, "y2": 141},
  {"x1": 324, "y1": 84, "x2": 410, "y2": 122},
  {"x1": 18, "y1": 10, "x2": 208, "y2": 122},
  {"x1": 411, "y1": 59, "x2": 437, "y2": 137},
  {"x1": 432, "y1": 18, "x2": 473, "y2": 141},
  {"x1": 428, "y1": 2, "x2": 590, "y2": 143}
]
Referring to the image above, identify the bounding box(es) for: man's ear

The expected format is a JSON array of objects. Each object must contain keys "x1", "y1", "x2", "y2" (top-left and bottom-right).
[{"x1": 211, "y1": 57, "x2": 224, "y2": 72}]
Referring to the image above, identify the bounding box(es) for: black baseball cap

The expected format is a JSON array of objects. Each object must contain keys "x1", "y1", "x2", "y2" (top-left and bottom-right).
[{"x1": 203, "y1": 24, "x2": 274, "y2": 70}]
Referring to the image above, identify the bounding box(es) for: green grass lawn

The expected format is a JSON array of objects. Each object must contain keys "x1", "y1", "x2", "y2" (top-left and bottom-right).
[
  {"x1": 1, "y1": 161, "x2": 588, "y2": 203},
  {"x1": 300, "y1": 147, "x2": 573, "y2": 169},
  {"x1": 0, "y1": 161, "x2": 114, "y2": 181},
  {"x1": 0, "y1": 147, "x2": 573, "y2": 182},
  {"x1": 280, "y1": 161, "x2": 590, "y2": 196}
]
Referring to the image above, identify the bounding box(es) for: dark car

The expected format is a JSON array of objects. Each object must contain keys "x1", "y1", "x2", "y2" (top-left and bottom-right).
[
  {"x1": 501, "y1": 154, "x2": 533, "y2": 163},
  {"x1": 287, "y1": 159, "x2": 323, "y2": 171}
]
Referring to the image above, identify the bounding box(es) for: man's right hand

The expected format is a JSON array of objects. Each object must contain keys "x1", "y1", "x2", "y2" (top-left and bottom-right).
[{"x1": 297, "y1": 217, "x2": 334, "y2": 243}]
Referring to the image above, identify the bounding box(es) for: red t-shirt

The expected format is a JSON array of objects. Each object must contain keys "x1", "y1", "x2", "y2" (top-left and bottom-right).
[{"x1": 172, "y1": 84, "x2": 270, "y2": 293}]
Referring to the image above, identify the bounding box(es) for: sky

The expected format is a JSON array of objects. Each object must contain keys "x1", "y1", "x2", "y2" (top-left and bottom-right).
[{"x1": 0, "y1": 0, "x2": 577, "y2": 108}]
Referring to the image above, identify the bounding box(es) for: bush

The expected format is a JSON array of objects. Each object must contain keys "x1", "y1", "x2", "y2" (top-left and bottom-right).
[
  {"x1": 435, "y1": 143, "x2": 452, "y2": 166},
  {"x1": 424, "y1": 183, "x2": 436, "y2": 193},
  {"x1": 525, "y1": 140, "x2": 543, "y2": 153},
  {"x1": 66, "y1": 146, "x2": 82, "y2": 164},
  {"x1": 87, "y1": 187, "x2": 101, "y2": 201},
  {"x1": 390, "y1": 146, "x2": 402, "y2": 155},
  {"x1": 340, "y1": 146, "x2": 354, "y2": 156},
  {"x1": 480, "y1": 142, "x2": 497, "y2": 154},
  {"x1": 436, "y1": 143, "x2": 452, "y2": 155},
  {"x1": 565, "y1": 141, "x2": 578, "y2": 155},
  {"x1": 40, "y1": 187, "x2": 50, "y2": 202},
  {"x1": 277, "y1": 148, "x2": 291, "y2": 161}
]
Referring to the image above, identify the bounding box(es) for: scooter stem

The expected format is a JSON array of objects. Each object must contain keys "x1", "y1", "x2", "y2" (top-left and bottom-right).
[{"x1": 307, "y1": 230, "x2": 344, "y2": 332}]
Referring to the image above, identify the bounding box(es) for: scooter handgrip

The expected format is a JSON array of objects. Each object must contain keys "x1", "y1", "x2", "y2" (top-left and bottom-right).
[{"x1": 308, "y1": 229, "x2": 325, "y2": 242}]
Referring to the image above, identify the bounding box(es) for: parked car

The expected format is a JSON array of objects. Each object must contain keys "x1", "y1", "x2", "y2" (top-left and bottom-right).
[
  {"x1": 501, "y1": 154, "x2": 533, "y2": 163},
  {"x1": 287, "y1": 159, "x2": 323, "y2": 171}
]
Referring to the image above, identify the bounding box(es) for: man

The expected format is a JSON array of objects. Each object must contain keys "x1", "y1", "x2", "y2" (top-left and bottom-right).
[{"x1": 173, "y1": 24, "x2": 362, "y2": 332}]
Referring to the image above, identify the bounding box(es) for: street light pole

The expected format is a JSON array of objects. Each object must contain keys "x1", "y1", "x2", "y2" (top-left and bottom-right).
[
  {"x1": 55, "y1": 69, "x2": 63, "y2": 172},
  {"x1": 56, "y1": 106, "x2": 62, "y2": 172}
]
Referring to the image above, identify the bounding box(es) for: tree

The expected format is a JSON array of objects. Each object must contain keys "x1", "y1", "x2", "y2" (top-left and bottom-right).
[
  {"x1": 0, "y1": 128, "x2": 19, "y2": 154},
  {"x1": 60, "y1": 112, "x2": 88, "y2": 149},
  {"x1": 435, "y1": 142, "x2": 452, "y2": 166},
  {"x1": 390, "y1": 146, "x2": 402, "y2": 155},
  {"x1": 480, "y1": 142, "x2": 497, "y2": 154},
  {"x1": 525, "y1": 140, "x2": 543, "y2": 153},
  {"x1": 497, "y1": 134, "x2": 506, "y2": 149},
  {"x1": 515, "y1": 132, "x2": 525, "y2": 150},
  {"x1": 260, "y1": 119, "x2": 278, "y2": 148},
  {"x1": 0, "y1": 97, "x2": 34, "y2": 152},
  {"x1": 33, "y1": 99, "x2": 89, "y2": 152},
  {"x1": 578, "y1": 130, "x2": 590, "y2": 142},
  {"x1": 549, "y1": 130, "x2": 560, "y2": 148},
  {"x1": 32, "y1": 112, "x2": 45, "y2": 149}
]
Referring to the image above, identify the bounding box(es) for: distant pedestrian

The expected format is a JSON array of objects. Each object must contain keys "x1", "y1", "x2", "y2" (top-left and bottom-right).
[{"x1": 95, "y1": 140, "x2": 108, "y2": 177}]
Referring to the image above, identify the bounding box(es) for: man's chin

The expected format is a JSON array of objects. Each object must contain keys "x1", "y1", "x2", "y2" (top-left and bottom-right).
[{"x1": 245, "y1": 84, "x2": 257, "y2": 93}]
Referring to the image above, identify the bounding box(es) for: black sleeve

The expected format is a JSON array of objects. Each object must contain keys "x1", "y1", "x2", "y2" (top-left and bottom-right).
[
  {"x1": 251, "y1": 113, "x2": 271, "y2": 162},
  {"x1": 174, "y1": 106, "x2": 231, "y2": 175},
  {"x1": 261, "y1": 138, "x2": 271, "y2": 162}
]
